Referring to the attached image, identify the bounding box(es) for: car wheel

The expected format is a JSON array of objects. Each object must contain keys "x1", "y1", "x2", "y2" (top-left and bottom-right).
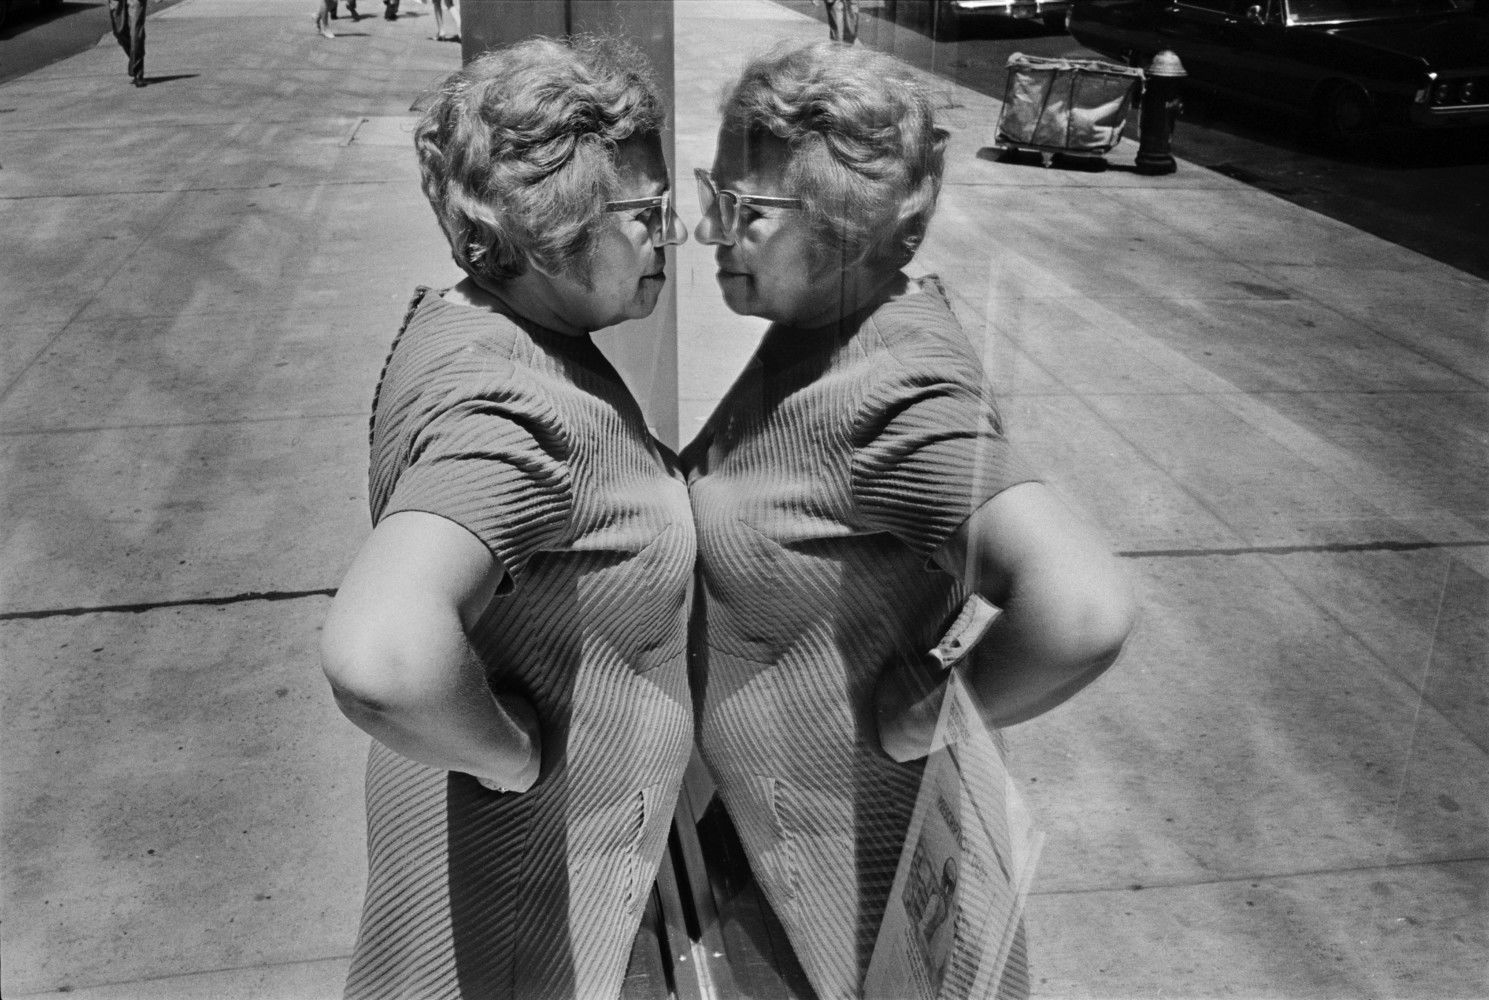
[{"x1": 1315, "y1": 82, "x2": 1376, "y2": 147}]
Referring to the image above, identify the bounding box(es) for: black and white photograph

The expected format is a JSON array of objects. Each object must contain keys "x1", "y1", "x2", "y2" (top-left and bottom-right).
[{"x1": 2, "y1": 0, "x2": 1486, "y2": 997}]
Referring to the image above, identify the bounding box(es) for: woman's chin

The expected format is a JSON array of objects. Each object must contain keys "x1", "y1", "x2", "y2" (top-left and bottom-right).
[
  {"x1": 611, "y1": 277, "x2": 665, "y2": 325},
  {"x1": 716, "y1": 273, "x2": 759, "y2": 317}
]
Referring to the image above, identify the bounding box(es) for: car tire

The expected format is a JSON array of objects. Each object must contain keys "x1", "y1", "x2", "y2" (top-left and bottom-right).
[{"x1": 1315, "y1": 81, "x2": 1376, "y2": 148}]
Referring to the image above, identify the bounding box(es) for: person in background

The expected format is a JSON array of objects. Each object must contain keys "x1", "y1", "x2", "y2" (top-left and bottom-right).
[
  {"x1": 107, "y1": 0, "x2": 147, "y2": 87},
  {"x1": 815, "y1": 0, "x2": 859, "y2": 43},
  {"x1": 685, "y1": 41, "x2": 1135, "y2": 1000},
  {"x1": 314, "y1": 0, "x2": 335, "y2": 38},
  {"x1": 321, "y1": 35, "x2": 694, "y2": 1000},
  {"x1": 431, "y1": 0, "x2": 459, "y2": 41}
]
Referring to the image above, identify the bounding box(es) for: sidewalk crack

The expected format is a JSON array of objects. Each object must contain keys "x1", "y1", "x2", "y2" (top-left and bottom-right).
[
  {"x1": 0, "y1": 588, "x2": 336, "y2": 621},
  {"x1": 1118, "y1": 539, "x2": 1489, "y2": 558}
]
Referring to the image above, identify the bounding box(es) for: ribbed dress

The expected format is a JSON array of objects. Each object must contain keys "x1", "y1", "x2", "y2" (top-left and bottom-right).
[
  {"x1": 344, "y1": 288, "x2": 696, "y2": 1000},
  {"x1": 683, "y1": 276, "x2": 1037, "y2": 1000}
]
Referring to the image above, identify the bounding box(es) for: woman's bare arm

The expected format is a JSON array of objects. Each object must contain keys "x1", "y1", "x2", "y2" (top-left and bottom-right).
[
  {"x1": 320, "y1": 510, "x2": 541, "y2": 791},
  {"x1": 877, "y1": 482, "x2": 1136, "y2": 762}
]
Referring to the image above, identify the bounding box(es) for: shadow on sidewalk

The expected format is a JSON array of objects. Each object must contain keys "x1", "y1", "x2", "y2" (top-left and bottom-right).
[{"x1": 135, "y1": 73, "x2": 198, "y2": 86}]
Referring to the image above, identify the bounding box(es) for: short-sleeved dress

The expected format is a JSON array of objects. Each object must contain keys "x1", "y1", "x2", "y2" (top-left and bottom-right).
[
  {"x1": 683, "y1": 275, "x2": 1037, "y2": 1000},
  {"x1": 343, "y1": 288, "x2": 696, "y2": 1000}
]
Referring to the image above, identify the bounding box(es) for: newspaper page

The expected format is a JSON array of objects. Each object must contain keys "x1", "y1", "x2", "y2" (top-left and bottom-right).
[{"x1": 864, "y1": 670, "x2": 1043, "y2": 1000}]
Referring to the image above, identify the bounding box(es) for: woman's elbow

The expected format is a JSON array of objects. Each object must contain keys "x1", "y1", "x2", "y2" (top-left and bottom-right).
[
  {"x1": 1060, "y1": 571, "x2": 1137, "y2": 673},
  {"x1": 320, "y1": 623, "x2": 407, "y2": 724},
  {"x1": 1010, "y1": 549, "x2": 1137, "y2": 672}
]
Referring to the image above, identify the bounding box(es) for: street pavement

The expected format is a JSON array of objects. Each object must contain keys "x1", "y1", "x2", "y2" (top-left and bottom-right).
[
  {"x1": 0, "y1": 0, "x2": 195, "y2": 85},
  {"x1": 2, "y1": 0, "x2": 1487, "y2": 997}
]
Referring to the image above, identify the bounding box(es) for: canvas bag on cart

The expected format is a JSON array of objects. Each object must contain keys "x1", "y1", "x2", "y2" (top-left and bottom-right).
[{"x1": 997, "y1": 53, "x2": 1143, "y2": 154}]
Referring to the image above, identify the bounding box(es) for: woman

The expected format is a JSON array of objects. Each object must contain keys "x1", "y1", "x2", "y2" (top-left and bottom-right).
[
  {"x1": 321, "y1": 36, "x2": 692, "y2": 999},
  {"x1": 684, "y1": 43, "x2": 1136, "y2": 999}
]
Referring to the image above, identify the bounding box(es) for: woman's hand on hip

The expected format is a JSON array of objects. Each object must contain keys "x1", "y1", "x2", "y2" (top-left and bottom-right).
[
  {"x1": 874, "y1": 654, "x2": 949, "y2": 763},
  {"x1": 473, "y1": 690, "x2": 542, "y2": 793}
]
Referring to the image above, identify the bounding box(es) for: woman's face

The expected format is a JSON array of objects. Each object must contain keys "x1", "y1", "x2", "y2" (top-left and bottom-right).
[
  {"x1": 696, "y1": 130, "x2": 846, "y2": 329},
  {"x1": 537, "y1": 135, "x2": 680, "y2": 334}
]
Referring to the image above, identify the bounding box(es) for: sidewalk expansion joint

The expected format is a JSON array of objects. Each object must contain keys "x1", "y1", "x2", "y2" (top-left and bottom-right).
[
  {"x1": 4, "y1": 543, "x2": 1481, "y2": 618},
  {"x1": 0, "y1": 179, "x2": 393, "y2": 202},
  {"x1": 0, "y1": 588, "x2": 336, "y2": 621},
  {"x1": 0, "y1": 411, "x2": 369, "y2": 437},
  {"x1": 342, "y1": 116, "x2": 370, "y2": 146},
  {"x1": 4, "y1": 952, "x2": 358, "y2": 1000},
  {"x1": 1118, "y1": 538, "x2": 1489, "y2": 559},
  {"x1": 1035, "y1": 853, "x2": 1489, "y2": 896}
]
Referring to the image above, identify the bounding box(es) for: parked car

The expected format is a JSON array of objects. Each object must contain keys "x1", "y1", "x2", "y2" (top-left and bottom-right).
[
  {"x1": 1066, "y1": 0, "x2": 1489, "y2": 140},
  {"x1": 887, "y1": 0, "x2": 1073, "y2": 38}
]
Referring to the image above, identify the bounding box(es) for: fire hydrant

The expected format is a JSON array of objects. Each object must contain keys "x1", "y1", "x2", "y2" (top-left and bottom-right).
[{"x1": 1135, "y1": 51, "x2": 1186, "y2": 175}]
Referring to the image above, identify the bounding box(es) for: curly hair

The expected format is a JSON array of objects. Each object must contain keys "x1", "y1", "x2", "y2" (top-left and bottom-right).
[
  {"x1": 720, "y1": 42, "x2": 948, "y2": 273},
  {"x1": 414, "y1": 35, "x2": 664, "y2": 287}
]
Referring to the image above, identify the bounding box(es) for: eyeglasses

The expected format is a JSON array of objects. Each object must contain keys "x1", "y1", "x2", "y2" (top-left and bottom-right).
[
  {"x1": 603, "y1": 189, "x2": 686, "y2": 245},
  {"x1": 695, "y1": 168, "x2": 803, "y2": 235}
]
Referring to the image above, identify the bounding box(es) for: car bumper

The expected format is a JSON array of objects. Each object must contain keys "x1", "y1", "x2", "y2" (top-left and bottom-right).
[
  {"x1": 1409, "y1": 103, "x2": 1489, "y2": 129},
  {"x1": 949, "y1": 0, "x2": 1071, "y2": 21}
]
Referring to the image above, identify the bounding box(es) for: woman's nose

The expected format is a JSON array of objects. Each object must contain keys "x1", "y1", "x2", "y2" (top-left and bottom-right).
[
  {"x1": 658, "y1": 209, "x2": 688, "y2": 247},
  {"x1": 694, "y1": 206, "x2": 731, "y2": 247}
]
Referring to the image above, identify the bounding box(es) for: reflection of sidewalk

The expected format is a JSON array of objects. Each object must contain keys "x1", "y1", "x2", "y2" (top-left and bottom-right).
[
  {"x1": 2, "y1": 0, "x2": 1487, "y2": 998},
  {"x1": 680, "y1": 8, "x2": 1489, "y2": 1000}
]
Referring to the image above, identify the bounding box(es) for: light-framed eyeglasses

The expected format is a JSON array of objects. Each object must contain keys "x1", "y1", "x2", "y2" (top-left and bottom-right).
[
  {"x1": 695, "y1": 168, "x2": 804, "y2": 235},
  {"x1": 603, "y1": 189, "x2": 687, "y2": 245}
]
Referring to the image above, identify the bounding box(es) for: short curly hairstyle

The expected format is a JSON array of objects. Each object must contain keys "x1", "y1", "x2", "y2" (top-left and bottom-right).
[
  {"x1": 720, "y1": 42, "x2": 949, "y2": 272},
  {"x1": 414, "y1": 35, "x2": 664, "y2": 286}
]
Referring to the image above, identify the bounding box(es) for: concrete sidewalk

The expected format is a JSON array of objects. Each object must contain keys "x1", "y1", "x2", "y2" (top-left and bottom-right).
[{"x1": 3, "y1": 0, "x2": 1486, "y2": 997}]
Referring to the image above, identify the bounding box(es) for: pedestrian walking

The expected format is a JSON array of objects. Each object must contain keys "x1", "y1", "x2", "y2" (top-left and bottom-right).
[
  {"x1": 314, "y1": 0, "x2": 335, "y2": 37},
  {"x1": 107, "y1": 0, "x2": 147, "y2": 87},
  {"x1": 685, "y1": 41, "x2": 1135, "y2": 1000},
  {"x1": 431, "y1": 0, "x2": 458, "y2": 41},
  {"x1": 315, "y1": 0, "x2": 357, "y2": 36},
  {"x1": 816, "y1": 0, "x2": 859, "y2": 43},
  {"x1": 321, "y1": 35, "x2": 695, "y2": 1000}
]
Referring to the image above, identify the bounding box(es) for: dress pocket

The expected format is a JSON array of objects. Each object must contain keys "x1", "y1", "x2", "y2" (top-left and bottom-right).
[
  {"x1": 624, "y1": 781, "x2": 668, "y2": 915},
  {"x1": 567, "y1": 779, "x2": 669, "y2": 919},
  {"x1": 735, "y1": 774, "x2": 806, "y2": 924}
]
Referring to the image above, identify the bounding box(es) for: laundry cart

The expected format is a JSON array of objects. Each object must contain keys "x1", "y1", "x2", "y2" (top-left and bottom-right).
[{"x1": 994, "y1": 53, "x2": 1143, "y2": 162}]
